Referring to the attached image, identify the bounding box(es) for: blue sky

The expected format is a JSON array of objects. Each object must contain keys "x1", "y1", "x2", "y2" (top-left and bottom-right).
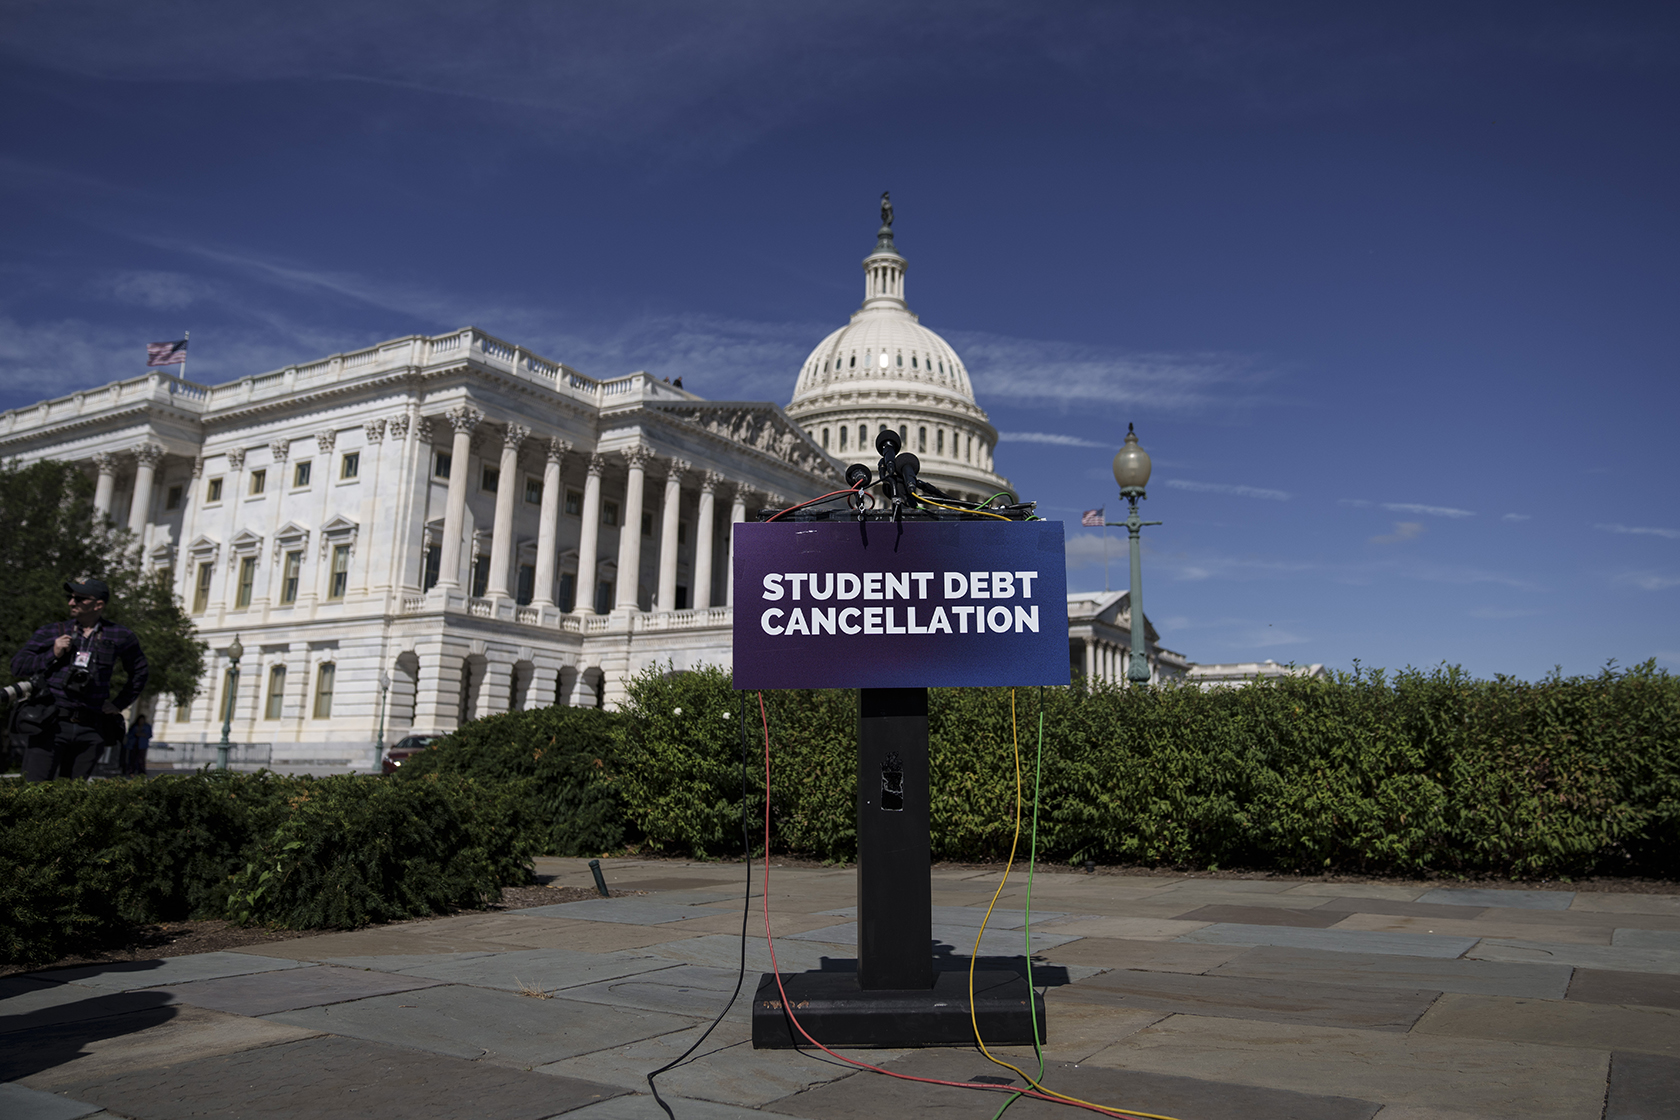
[{"x1": 2, "y1": 1, "x2": 1676, "y2": 679}]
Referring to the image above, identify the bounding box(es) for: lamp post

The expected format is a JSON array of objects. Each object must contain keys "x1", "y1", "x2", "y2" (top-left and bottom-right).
[
  {"x1": 374, "y1": 668, "x2": 391, "y2": 770},
  {"x1": 217, "y1": 634, "x2": 243, "y2": 770},
  {"x1": 1109, "y1": 425, "x2": 1161, "y2": 686}
]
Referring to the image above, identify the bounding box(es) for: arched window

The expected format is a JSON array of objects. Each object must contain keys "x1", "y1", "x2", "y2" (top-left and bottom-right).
[
  {"x1": 822, "y1": 428, "x2": 830, "y2": 450},
  {"x1": 911, "y1": 355, "x2": 918, "y2": 368},
  {"x1": 918, "y1": 426, "x2": 927, "y2": 452},
  {"x1": 849, "y1": 355, "x2": 856, "y2": 368},
  {"x1": 858, "y1": 424, "x2": 868, "y2": 447},
  {"x1": 937, "y1": 429, "x2": 945, "y2": 455},
  {"x1": 896, "y1": 353, "x2": 903, "y2": 367}
]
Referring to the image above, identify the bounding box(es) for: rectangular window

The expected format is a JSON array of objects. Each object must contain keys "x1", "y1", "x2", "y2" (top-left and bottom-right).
[
  {"x1": 206, "y1": 477, "x2": 223, "y2": 503},
  {"x1": 918, "y1": 426, "x2": 927, "y2": 453},
  {"x1": 422, "y1": 543, "x2": 441, "y2": 590},
  {"x1": 175, "y1": 698, "x2": 191, "y2": 724},
  {"x1": 839, "y1": 427, "x2": 848, "y2": 451},
  {"x1": 822, "y1": 428, "x2": 830, "y2": 450},
  {"x1": 603, "y1": 501, "x2": 619, "y2": 527},
  {"x1": 565, "y1": 489, "x2": 582, "y2": 516},
  {"x1": 524, "y1": 476, "x2": 542, "y2": 504},
  {"x1": 293, "y1": 460, "x2": 312, "y2": 488},
  {"x1": 249, "y1": 469, "x2": 266, "y2": 496},
  {"x1": 966, "y1": 436, "x2": 973, "y2": 462},
  {"x1": 220, "y1": 668, "x2": 237, "y2": 723},
  {"x1": 516, "y1": 563, "x2": 535, "y2": 605},
  {"x1": 313, "y1": 663, "x2": 335, "y2": 719},
  {"x1": 859, "y1": 425, "x2": 868, "y2": 447},
  {"x1": 559, "y1": 572, "x2": 576, "y2": 612},
  {"x1": 265, "y1": 665, "x2": 286, "y2": 720},
  {"x1": 193, "y1": 562, "x2": 213, "y2": 612},
  {"x1": 328, "y1": 544, "x2": 350, "y2": 599},
  {"x1": 937, "y1": 429, "x2": 944, "y2": 455},
  {"x1": 165, "y1": 484, "x2": 183, "y2": 510},
  {"x1": 340, "y1": 452, "x2": 360, "y2": 480},
  {"x1": 594, "y1": 580, "x2": 613, "y2": 615},
  {"x1": 236, "y1": 556, "x2": 256, "y2": 608},
  {"x1": 481, "y1": 466, "x2": 499, "y2": 492},
  {"x1": 676, "y1": 585, "x2": 689, "y2": 610},
  {"x1": 640, "y1": 511, "x2": 653, "y2": 537},
  {"x1": 470, "y1": 555, "x2": 489, "y2": 598},
  {"x1": 280, "y1": 550, "x2": 302, "y2": 604},
  {"x1": 433, "y1": 451, "x2": 452, "y2": 479}
]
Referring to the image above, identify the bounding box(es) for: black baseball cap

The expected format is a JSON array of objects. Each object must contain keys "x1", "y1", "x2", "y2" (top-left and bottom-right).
[{"x1": 64, "y1": 578, "x2": 110, "y2": 601}]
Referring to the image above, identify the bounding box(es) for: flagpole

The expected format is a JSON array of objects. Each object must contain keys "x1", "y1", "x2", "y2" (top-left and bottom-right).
[
  {"x1": 1104, "y1": 524, "x2": 1109, "y2": 593},
  {"x1": 180, "y1": 330, "x2": 189, "y2": 381}
]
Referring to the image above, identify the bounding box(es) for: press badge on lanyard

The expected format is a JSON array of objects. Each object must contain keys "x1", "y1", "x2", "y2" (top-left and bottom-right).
[{"x1": 75, "y1": 651, "x2": 92, "y2": 667}]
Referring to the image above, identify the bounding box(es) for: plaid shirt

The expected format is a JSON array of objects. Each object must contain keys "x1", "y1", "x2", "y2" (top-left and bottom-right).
[{"x1": 11, "y1": 618, "x2": 149, "y2": 712}]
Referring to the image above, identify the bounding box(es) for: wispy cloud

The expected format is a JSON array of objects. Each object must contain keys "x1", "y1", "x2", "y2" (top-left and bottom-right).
[
  {"x1": 1382, "y1": 502, "x2": 1474, "y2": 519},
  {"x1": 955, "y1": 332, "x2": 1272, "y2": 413},
  {"x1": 1166, "y1": 479, "x2": 1290, "y2": 501},
  {"x1": 1371, "y1": 521, "x2": 1424, "y2": 544},
  {"x1": 1615, "y1": 571, "x2": 1680, "y2": 591},
  {"x1": 997, "y1": 431, "x2": 1107, "y2": 448},
  {"x1": 1596, "y1": 523, "x2": 1680, "y2": 540},
  {"x1": 1502, "y1": 513, "x2": 1531, "y2": 522}
]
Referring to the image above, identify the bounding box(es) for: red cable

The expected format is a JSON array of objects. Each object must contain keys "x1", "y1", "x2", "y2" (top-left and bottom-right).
[
  {"x1": 763, "y1": 488, "x2": 864, "y2": 522},
  {"x1": 755, "y1": 692, "x2": 1151, "y2": 1118}
]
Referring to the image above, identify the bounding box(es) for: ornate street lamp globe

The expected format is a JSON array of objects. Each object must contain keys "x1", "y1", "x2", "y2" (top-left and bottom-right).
[
  {"x1": 1112, "y1": 423, "x2": 1151, "y2": 497},
  {"x1": 227, "y1": 635, "x2": 244, "y2": 663}
]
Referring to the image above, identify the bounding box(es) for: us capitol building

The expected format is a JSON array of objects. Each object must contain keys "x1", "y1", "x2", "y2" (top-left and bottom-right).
[{"x1": 0, "y1": 202, "x2": 1198, "y2": 771}]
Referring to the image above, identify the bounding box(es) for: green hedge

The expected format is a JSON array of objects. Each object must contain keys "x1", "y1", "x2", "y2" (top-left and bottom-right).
[
  {"x1": 612, "y1": 661, "x2": 1680, "y2": 877},
  {"x1": 0, "y1": 771, "x2": 536, "y2": 966}
]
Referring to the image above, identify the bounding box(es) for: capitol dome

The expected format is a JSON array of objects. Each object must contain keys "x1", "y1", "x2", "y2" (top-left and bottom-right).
[{"x1": 786, "y1": 201, "x2": 1012, "y2": 504}]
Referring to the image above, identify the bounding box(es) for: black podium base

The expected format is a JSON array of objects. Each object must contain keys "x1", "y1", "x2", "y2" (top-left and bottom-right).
[{"x1": 751, "y1": 970, "x2": 1045, "y2": 1049}]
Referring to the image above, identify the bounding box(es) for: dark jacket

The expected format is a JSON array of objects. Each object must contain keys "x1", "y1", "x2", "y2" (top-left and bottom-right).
[{"x1": 11, "y1": 618, "x2": 149, "y2": 712}]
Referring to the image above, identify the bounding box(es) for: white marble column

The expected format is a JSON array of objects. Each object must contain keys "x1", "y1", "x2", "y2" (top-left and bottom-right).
[
  {"x1": 92, "y1": 452, "x2": 118, "y2": 520},
  {"x1": 485, "y1": 424, "x2": 528, "y2": 600},
  {"x1": 129, "y1": 443, "x2": 164, "y2": 538},
  {"x1": 1085, "y1": 640, "x2": 1097, "y2": 685},
  {"x1": 656, "y1": 459, "x2": 688, "y2": 611},
  {"x1": 532, "y1": 438, "x2": 569, "y2": 609},
  {"x1": 692, "y1": 471, "x2": 721, "y2": 610},
  {"x1": 726, "y1": 488, "x2": 748, "y2": 607},
  {"x1": 435, "y1": 405, "x2": 481, "y2": 591},
  {"x1": 574, "y1": 453, "x2": 605, "y2": 614},
  {"x1": 614, "y1": 445, "x2": 651, "y2": 611}
]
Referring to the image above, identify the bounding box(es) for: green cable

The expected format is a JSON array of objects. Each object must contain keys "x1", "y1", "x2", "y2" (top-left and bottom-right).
[{"x1": 990, "y1": 687, "x2": 1048, "y2": 1120}]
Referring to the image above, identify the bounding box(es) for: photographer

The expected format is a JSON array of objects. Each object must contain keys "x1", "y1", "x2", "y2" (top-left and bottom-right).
[{"x1": 10, "y1": 578, "x2": 148, "y2": 782}]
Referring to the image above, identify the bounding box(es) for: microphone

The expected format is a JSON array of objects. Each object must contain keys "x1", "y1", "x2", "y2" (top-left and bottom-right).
[
  {"x1": 896, "y1": 452, "x2": 921, "y2": 494},
  {"x1": 874, "y1": 428, "x2": 902, "y2": 459},
  {"x1": 845, "y1": 464, "x2": 872, "y2": 490}
]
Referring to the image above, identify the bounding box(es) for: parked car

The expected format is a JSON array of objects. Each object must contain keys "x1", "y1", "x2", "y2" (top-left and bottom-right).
[{"x1": 381, "y1": 734, "x2": 444, "y2": 774}]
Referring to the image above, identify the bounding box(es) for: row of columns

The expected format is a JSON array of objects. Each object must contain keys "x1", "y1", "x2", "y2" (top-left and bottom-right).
[
  {"x1": 432, "y1": 406, "x2": 771, "y2": 613},
  {"x1": 1084, "y1": 637, "x2": 1144, "y2": 686},
  {"x1": 92, "y1": 444, "x2": 166, "y2": 538}
]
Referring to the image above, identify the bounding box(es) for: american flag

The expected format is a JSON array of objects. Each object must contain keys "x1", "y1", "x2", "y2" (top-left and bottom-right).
[
  {"x1": 1081, "y1": 507, "x2": 1105, "y2": 527},
  {"x1": 147, "y1": 339, "x2": 188, "y2": 367}
]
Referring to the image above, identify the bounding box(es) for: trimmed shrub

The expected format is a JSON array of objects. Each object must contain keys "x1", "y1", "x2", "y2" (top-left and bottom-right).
[{"x1": 392, "y1": 705, "x2": 626, "y2": 856}]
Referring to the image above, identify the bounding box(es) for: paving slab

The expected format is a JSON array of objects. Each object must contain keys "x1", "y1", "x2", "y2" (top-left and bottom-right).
[
  {"x1": 363, "y1": 947, "x2": 679, "y2": 993},
  {"x1": 813, "y1": 905, "x2": 1067, "y2": 929},
  {"x1": 1414, "y1": 991, "x2": 1680, "y2": 1056},
  {"x1": 0, "y1": 1083, "x2": 105, "y2": 1120},
  {"x1": 1212, "y1": 945, "x2": 1572, "y2": 999},
  {"x1": 1079, "y1": 1012, "x2": 1610, "y2": 1120},
  {"x1": 1279, "y1": 882, "x2": 1431, "y2": 901},
  {"x1": 678, "y1": 911, "x2": 854, "y2": 939},
  {"x1": 150, "y1": 964, "x2": 445, "y2": 1016},
  {"x1": 39, "y1": 1033, "x2": 623, "y2": 1120},
  {"x1": 1313, "y1": 897, "x2": 1492, "y2": 920},
  {"x1": 764, "y1": 1044, "x2": 1382, "y2": 1120},
  {"x1": 650, "y1": 933, "x2": 852, "y2": 975},
  {"x1": 1046, "y1": 936, "x2": 1244, "y2": 974},
  {"x1": 1605, "y1": 1051, "x2": 1680, "y2": 1120},
  {"x1": 1175, "y1": 904, "x2": 1353, "y2": 928},
  {"x1": 1177, "y1": 923, "x2": 1479, "y2": 958},
  {"x1": 1613, "y1": 928, "x2": 1680, "y2": 949},
  {"x1": 783, "y1": 922, "x2": 1081, "y2": 956},
  {"x1": 1569, "y1": 891, "x2": 1680, "y2": 916},
  {"x1": 553, "y1": 963, "x2": 756, "y2": 1018},
  {"x1": 1415, "y1": 887, "x2": 1575, "y2": 911},
  {"x1": 1033, "y1": 915, "x2": 1210, "y2": 941},
  {"x1": 1331, "y1": 912, "x2": 1612, "y2": 944},
  {"x1": 1568, "y1": 968, "x2": 1680, "y2": 1010},
  {"x1": 26, "y1": 951, "x2": 305, "y2": 992},
  {"x1": 1470, "y1": 938, "x2": 1680, "y2": 975},
  {"x1": 536, "y1": 1020, "x2": 885, "y2": 1107},
  {"x1": 10, "y1": 1004, "x2": 322, "y2": 1089},
  {"x1": 514, "y1": 898, "x2": 727, "y2": 924},
  {"x1": 1, "y1": 985, "x2": 181, "y2": 1036},
  {"x1": 567, "y1": 1093, "x2": 796, "y2": 1119},
  {"x1": 262, "y1": 983, "x2": 692, "y2": 1065},
  {"x1": 601, "y1": 876, "x2": 742, "y2": 893},
  {"x1": 1013, "y1": 997, "x2": 1167, "y2": 1063},
  {"x1": 496, "y1": 916, "x2": 713, "y2": 952},
  {"x1": 1067, "y1": 967, "x2": 1439, "y2": 1032}
]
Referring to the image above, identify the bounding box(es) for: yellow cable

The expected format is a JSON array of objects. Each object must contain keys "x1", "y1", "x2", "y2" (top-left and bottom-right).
[
  {"x1": 967, "y1": 691, "x2": 1187, "y2": 1120},
  {"x1": 919, "y1": 495, "x2": 1013, "y2": 521}
]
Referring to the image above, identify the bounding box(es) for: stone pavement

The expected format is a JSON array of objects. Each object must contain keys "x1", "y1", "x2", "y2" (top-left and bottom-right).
[{"x1": 4, "y1": 859, "x2": 1679, "y2": 1119}]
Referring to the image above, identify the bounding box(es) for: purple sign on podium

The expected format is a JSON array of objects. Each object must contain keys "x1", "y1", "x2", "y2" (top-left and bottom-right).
[{"x1": 732, "y1": 520, "x2": 1070, "y2": 690}]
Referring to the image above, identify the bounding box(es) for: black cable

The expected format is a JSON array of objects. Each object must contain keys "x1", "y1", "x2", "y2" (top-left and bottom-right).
[{"x1": 645, "y1": 690, "x2": 754, "y2": 1119}]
